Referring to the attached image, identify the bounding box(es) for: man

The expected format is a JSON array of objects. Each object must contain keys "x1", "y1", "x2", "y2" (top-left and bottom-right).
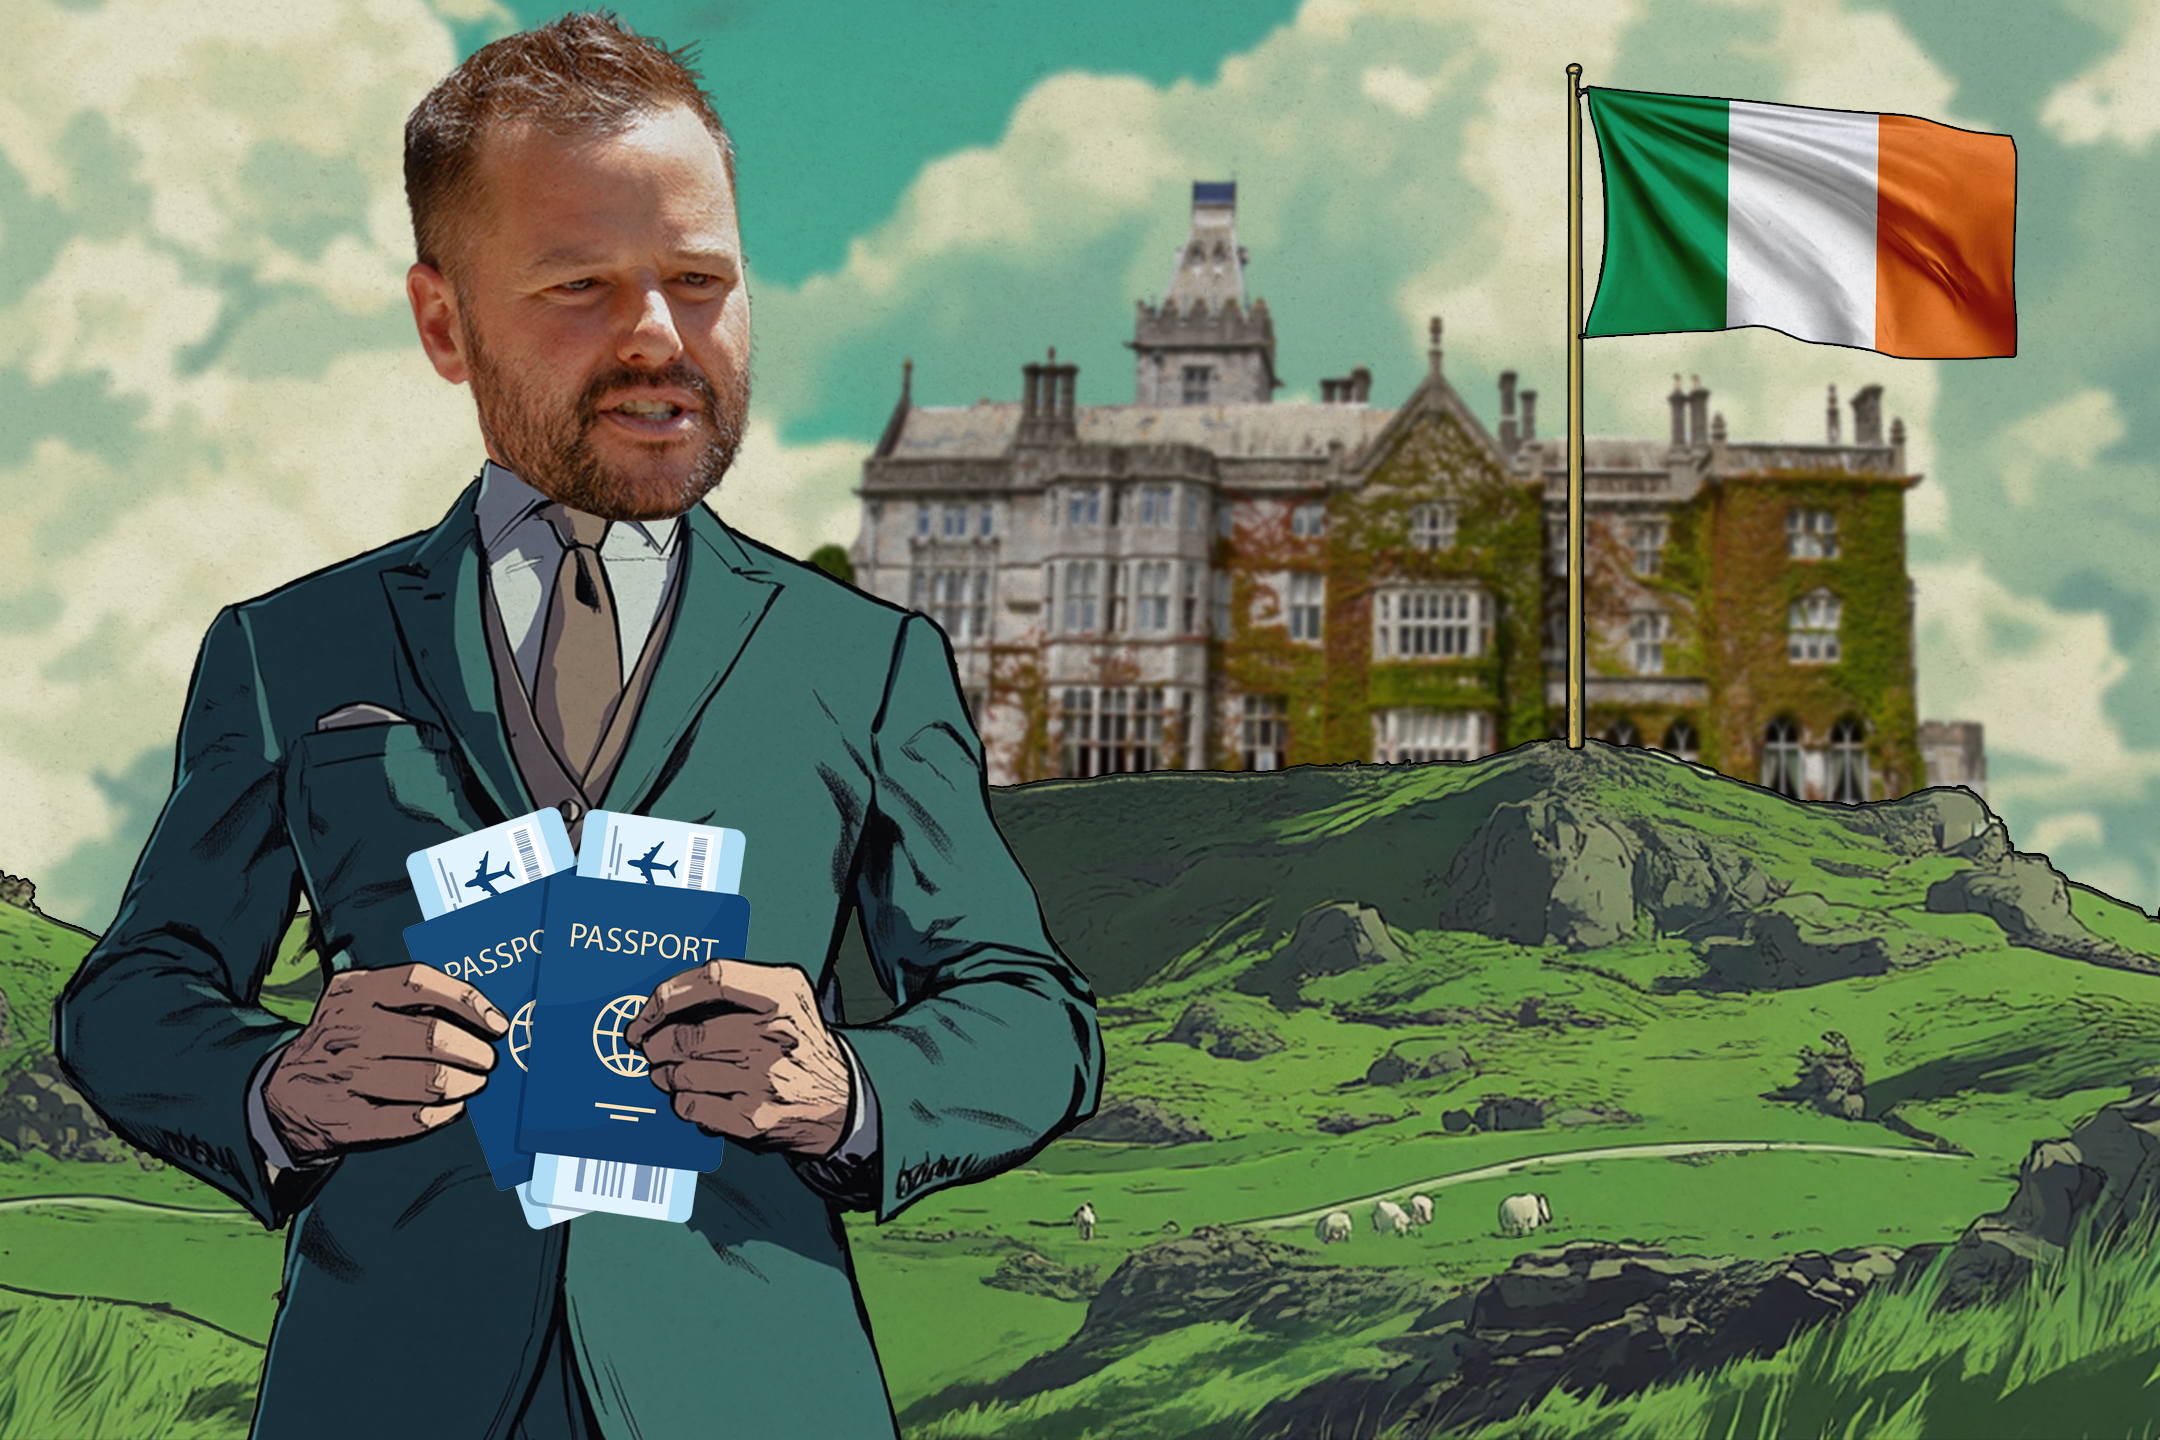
[{"x1": 53, "y1": 12, "x2": 1103, "y2": 1439}]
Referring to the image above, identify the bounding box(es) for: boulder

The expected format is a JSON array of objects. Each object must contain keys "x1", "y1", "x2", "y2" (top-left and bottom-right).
[
  {"x1": 1317, "y1": 1111, "x2": 1401, "y2": 1136},
  {"x1": 1473, "y1": 1096, "x2": 1546, "y2": 1132},
  {"x1": 1926, "y1": 844, "x2": 2154, "y2": 971},
  {"x1": 1365, "y1": 1039, "x2": 1472, "y2": 1087},
  {"x1": 1764, "y1": 1030, "x2": 1869, "y2": 1121},
  {"x1": 1160, "y1": 999, "x2": 1285, "y2": 1060},
  {"x1": 982, "y1": 1245, "x2": 1098, "y2": 1303},
  {"x1": 1235, "y1": 902, "x2": 1407, "y2": 1008},
  {"x1": 1697, "y1": 897, "x2": 1896, "y2": 990},
  {"x1": 1932, "y1": 1082, "x2": 2160, "y2": 1311},
  {"x1": 1832, "y1": 786, "x2": 1993, "y2": 857},
  {"x1": 1438, "y1": 797, "x2": 1639, "y2": 949},
  {"x1": 1067, "y1": 1097, "x2": 1213, "y2": 1145},
  {"x1": 1441, "y1": 1109, "x2": 1473, "y2": 1133},
  {"x1": 1, "y1": 1055, "x2": 152, "y2": 1165}
]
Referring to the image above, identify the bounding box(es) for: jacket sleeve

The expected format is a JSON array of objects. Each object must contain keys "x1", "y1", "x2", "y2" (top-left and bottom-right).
[
  {"x1": 53, "y1": 605, "x2": 335, "y2": 1228},
  {"x1": 820, "y1": 613, "x2": 1104, "y2": 1221}
]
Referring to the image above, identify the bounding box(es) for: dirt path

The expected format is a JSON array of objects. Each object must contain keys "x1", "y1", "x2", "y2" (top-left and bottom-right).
[{"x1": 1245, "y1": 1139, "x2": 1967, "y2": 1230}]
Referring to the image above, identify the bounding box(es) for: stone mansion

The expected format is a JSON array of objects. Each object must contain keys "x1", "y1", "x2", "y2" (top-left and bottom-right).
[{"x1": 849, "y1": 182, "x2": 1985, "y2": 801}]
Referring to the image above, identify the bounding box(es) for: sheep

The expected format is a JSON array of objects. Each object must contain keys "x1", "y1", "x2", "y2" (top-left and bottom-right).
[
  {"x1": 1409, "y1": 1194, "x2": 1434, "y2": 1226},
  {"x1": 1315, "y1": 1210, "x2": 1352, "y2": 1244},
  {"x1": 1372, "y1": 1199, "x2": 1410, "y2": 1236},
  {"x1": 1497, "y1": 1192, "x2": 1551, "y2": 1237},
  {"x1": 1074, "y1": 1202, "x2": 1096, "y2": 1241}
]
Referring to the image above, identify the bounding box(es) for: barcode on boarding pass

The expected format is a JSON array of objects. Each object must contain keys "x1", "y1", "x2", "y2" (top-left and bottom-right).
[{"x1": 571, "y1": 1157, "x2": 670, "y2": 1206}]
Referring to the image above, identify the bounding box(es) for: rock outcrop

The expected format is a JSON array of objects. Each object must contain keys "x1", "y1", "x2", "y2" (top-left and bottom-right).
[
  {"x1": 1923, "y1": 1079, "x2": 2160, "y2": 1312},
  {"x1": 1924, "y1": 820, "x2": 2157, "y2": 972},
  {"x1": 1235, "y1": 902, "x2": 1407, "y2": 1007},
  {"x1": 1764, "y1": 1030, "x2": 1869, "y2": 1120},
  {"x1": 2, "y1": 1055, "x2": 160, "y2": 1166},
  {"x1": 912, "y1": 1227, "x2": 1921, "y2": 1440},
  {"x1": 1365, "y1": 1039, "x2": 1472, "y2": 1086},
  {"x1": 1067, "y1": 1096, "x2": 1214, "y2": 1145},
  {"x1": 1160, "y1": 998, "x2": 1286, "y2": 1060}
]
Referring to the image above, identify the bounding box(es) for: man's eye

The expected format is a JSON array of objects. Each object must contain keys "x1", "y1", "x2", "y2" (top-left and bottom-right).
[
  {"x1": 558, "y1": 279, "x2": 597, "y2": 293},
  {"x1": 679, "y1": 273, "x2": 721, "y2": 288}
]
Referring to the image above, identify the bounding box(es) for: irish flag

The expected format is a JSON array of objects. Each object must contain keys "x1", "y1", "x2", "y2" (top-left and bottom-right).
[{"x1": 1584, "y1": 88, "x2": 2016, "y2": 358}]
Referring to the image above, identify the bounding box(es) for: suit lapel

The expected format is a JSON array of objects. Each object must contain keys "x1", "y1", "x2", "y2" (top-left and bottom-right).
[
  {"x1": 603, "y1": 504, "x2": 782, "y2": 816},
  {"x1": 381, "y1": 481, "x2": 531, "y2": 824}
]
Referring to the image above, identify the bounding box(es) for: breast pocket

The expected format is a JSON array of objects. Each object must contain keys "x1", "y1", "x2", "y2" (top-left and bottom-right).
[{"x1": 285, "y1": 722, "x2": 493, "y2": 968}]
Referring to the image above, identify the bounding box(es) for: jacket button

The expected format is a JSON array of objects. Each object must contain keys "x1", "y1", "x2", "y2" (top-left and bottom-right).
[{"x1": 558, "y1": 798, "x2": 585, "y2": 826}]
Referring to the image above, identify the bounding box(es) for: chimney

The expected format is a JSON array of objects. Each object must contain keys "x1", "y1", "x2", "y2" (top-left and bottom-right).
[
  {"x1": 1350, "y1": 366, "x2": 1370, "y2": 403},
  {"x1": 1321, "y1": 378, "x2": 1338, "y2": 403},
  {"x1": 1058, "y1": 362, "x2": 1077, "y2": 425},
  {"x1": 1499, "y1": 370, "x2": 1519, "y2": 455},
  {"x1": 1826, "y1": 384, "x2": 1841, "y2": 444},
  {"x1": 1687, "y1": 375, "x2": 1709, "y2": 447},
  {"x1": 1023, "y1": 362, "x2": 1042, "y2": 421},
  {"x1": 1428, "y1": 316, "x2": 1442, "y2": 378},
  {"x1": 1520, "y1": 389, "x2": 1538, "y2": 443},
  {"x1": 1668, "y1": 375, "x2": 1687, "y2": 448},
  {"x1": 1890, "y1": 415, "x2": 1907, "y2": 472},
  {"x1": 1711, "y1": 410, "x2": 1726, "y2": 445},
  {"x1": 1852, "y1": 384, "x2": 1883, "y2": 446}
]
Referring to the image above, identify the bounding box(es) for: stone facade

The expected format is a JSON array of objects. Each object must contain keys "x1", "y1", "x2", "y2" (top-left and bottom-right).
[{"x1": 851, "y1": 182, "x2": 1982, "y2": 800}]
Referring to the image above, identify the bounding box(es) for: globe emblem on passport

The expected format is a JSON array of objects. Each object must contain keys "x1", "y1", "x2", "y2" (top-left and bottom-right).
[
  {"x1": 507, "y1": 1000, "x2": 534, "y2": 1072},
  {"x1": 592, "y1": 995, "x2": 650, "y2": 1078}
]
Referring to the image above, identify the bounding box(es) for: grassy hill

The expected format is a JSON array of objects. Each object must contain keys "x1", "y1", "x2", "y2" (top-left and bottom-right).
[{"x1": 10, "y1": 740, "x2": 2160, "y2": 1437}]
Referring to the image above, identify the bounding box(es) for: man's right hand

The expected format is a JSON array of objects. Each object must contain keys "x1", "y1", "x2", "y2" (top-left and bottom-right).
[{"x1": 263, "y1": 963, "x2": 509, "y2": 1167}]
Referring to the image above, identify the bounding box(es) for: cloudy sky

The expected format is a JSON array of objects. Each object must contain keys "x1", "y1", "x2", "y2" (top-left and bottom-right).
[{"x1": 6, "y1": 0, "x2": 2158, "y2": 929}]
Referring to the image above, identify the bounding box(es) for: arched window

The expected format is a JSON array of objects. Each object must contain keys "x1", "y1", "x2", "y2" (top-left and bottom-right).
[
  {"x1": 1663, "y1": 719, "x2": 1699, "y2": 763},
  {"x1": 1829, "y1": 717, "x2": 1868, "y2": 804},
  {"x1": 1762, "y1": 718, "x2": 1802, "y2": 798},
  {"x1": 1602, "y1": 719, "x2": 1640, "y2": 747}
]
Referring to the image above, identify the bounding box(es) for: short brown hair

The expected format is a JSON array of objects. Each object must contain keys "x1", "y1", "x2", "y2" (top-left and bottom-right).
[{"x1": 404, "y1": 10, "x2": 736, "y2": 284}]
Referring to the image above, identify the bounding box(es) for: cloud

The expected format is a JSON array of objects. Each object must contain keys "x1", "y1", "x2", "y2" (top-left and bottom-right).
[
  {"x1": 2042, "y1": 0, "x2": 2160, "y2": 149},
  {"x1": 1997, "y1": 388, "x2": 2126, "y2": 509}
]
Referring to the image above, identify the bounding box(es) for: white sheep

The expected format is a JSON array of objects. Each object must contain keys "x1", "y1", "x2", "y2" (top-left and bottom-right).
[
  {"x1": 1315, "y1": 1210, "x2": 1352, "y2": 1244},
  {"x1": 1409, "y1": 1194, "x2": 1434, "y2": 1226},
  {"x1": 1074, "y1": 1202, "x2": 1096, "y2": 1241},
  {"x1": 1372, "y1": 1199, "x2": 1410, "y2": 1236},
  {"x1": 1497, "y1": 1192, "x2": 1551, "y2": 1237}
]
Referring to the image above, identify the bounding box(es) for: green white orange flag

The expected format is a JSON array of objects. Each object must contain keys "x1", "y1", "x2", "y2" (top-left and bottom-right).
[{"x1": 1584, "y1": 87, "x2": 2017, "y2": 358}]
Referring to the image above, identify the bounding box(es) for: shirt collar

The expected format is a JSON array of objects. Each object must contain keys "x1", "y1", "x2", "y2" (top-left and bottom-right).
[{"x1": 474, "y1": 460, "x2": 684, "y2": 559}]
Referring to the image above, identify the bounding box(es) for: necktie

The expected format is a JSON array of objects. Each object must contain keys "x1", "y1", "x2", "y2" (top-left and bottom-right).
[{"x1": 534, "y1": 502, "x2": 623, "y2": 783}]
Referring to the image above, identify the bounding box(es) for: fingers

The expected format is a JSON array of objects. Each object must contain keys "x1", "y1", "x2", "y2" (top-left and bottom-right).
[
  {"x1": 625, "y1": 959, "x2": 790, "y2": 1047},
  {"x1": 338, "y1": 963, "x2": 510, "y2": 1040}
]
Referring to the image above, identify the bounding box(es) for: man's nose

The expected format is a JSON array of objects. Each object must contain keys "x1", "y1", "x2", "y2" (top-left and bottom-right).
[{"x1": 615, "y1": 283, "x2": 684, "y2": 367}]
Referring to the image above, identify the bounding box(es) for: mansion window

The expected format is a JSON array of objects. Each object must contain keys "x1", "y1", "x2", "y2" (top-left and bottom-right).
[
  {"x1": 1135, "y1": 560, "x2": 1173, "y2": 634},
  {"x1": 1061, "y1": 560, "x2": 1100, "y2": 633},
  {"x1": 910, "y1": 566, "x2": 990, "y2": 644},
  {"x1": 1829, "y1": 717, "x2": 1868, "y2": 804},
  {"x1": 1182, "y1": 365, "x2": 1214, "y2": 404},
  {"x1": 1630, "y1": 520, "x2": 1666, "y2": 577},
  {"x1": 1182, "y1": 564, "x2": 1201, "y2": 634},
  {"x1": 1060, "y1": 687, "x2": 1175, "y2": 777},
  {"x1": 1292, "y1": 501, "x2": 1328, "y2": 539},
  {"x1": 1548, "y1": 517, "x2": 1568, "y2": 575},
  {"x1": 1374, "y1": 587, "x2": 1489, "y2": 659},
  {"x1": 941, "y1": 503, "x2": 969, "y2": 539},
  {"x1": 1603, "y1": 720, "x2": 1640, "y2": 747},
  {"x1": 1288, "y1": 572, "x2": 1325, "y2": 642},
  {"x1": 1410, "y1": 501, "x2": 1456, "y2": 552},
  {"x1": 1789, "y1": 588, "x2": 1841, "y2": 664},
  {"x1": 1182, "y1": 488, "x2": 1201, "y2": 529},
  {"x1": 1139, "y1": 484, "x2": 1174, "y2": 527},
  {"x1": 1762, "y1": 717, "x2": 1802, "y2": 798},
  {"x1": 915, "y1": 503, "x2": 931, "y2": 538},
  {"x1": 1241, "y1": 694, "x2": 1288, "y2": 771},
  {"x1": 1631, "y1": 610, "x2": 1668, "y2": 675},
  {"x1": 1663, "y1": 719, "x2": 1700, "y2": 763},
  {"x1": 1066, "y1": 487, "x2": 1102, "y2": 527},
  {"x1": 979, "y1": 504, "x2": 994, "y2": 537},
  {"x1": 1373, "y1": 708, "x2": 1491, "y2": 764},
  {"x1": 1212, "y1": 571, "x2": 1233, "y2": 637},
  {"x1": 1788, "y1": 507, "x2": 1840, "y2": 560}
]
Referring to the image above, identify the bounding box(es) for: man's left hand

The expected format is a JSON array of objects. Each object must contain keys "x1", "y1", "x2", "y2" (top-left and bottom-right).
[{"x1": 624, "y1": 960, "x2": 852, "y2": 1158}]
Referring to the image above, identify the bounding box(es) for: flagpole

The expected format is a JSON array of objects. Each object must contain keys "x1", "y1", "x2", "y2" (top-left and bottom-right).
[{"x1": 1566, "y1": 63, "x2": 1585, "y2": 749}]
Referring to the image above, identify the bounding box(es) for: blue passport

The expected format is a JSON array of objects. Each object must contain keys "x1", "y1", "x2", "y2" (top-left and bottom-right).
[
  {"x1": 516, "y1": 874, "x2": 748, "y2": 1170},
  {"x1": 401, "y1": 882, "x2": 551, "y2": 1190}
]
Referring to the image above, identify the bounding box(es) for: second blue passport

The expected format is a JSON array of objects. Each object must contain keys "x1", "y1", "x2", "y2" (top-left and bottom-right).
[{"x1": 516, "y1": 873, "x2": 748, "y2": 1170}]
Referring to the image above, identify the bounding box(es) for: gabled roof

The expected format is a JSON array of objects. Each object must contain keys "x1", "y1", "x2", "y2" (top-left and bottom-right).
[{"x1": 879, "y1": 402, "x2": 1397, "y2": 463}]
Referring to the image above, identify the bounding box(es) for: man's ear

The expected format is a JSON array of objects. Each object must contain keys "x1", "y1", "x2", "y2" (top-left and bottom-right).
[{"x1": 407, "y1": 262, "x2": 469, "y2": 385}]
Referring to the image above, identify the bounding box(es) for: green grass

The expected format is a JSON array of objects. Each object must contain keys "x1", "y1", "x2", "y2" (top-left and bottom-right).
[{"x1": 0, "y1": 1286, "x2": 262, "y2": 1440}]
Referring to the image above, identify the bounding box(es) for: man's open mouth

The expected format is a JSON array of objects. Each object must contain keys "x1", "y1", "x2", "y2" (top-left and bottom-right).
[{"x1": 612, "y1": 399, "x2": 686, "y2": 420}]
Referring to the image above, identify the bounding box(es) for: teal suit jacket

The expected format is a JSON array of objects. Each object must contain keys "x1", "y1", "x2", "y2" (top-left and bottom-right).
[{"x1": 54, "y1": 481, "x2": 1104, "y2": 1439}]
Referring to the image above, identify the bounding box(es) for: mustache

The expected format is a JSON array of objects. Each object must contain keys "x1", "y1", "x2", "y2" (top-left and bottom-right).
[{"x1": 576, "y1": 363, "x2": 720, "y2": 421}]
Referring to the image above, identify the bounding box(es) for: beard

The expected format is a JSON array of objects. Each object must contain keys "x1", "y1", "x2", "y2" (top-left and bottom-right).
[{"x1": 461, "y1": 311, "x2": 750, "y2": 523}]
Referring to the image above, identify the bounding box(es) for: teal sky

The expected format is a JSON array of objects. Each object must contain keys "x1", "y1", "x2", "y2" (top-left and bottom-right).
[{"x1": 9, "y1": 0, "x2": 2160, "y2": 930}]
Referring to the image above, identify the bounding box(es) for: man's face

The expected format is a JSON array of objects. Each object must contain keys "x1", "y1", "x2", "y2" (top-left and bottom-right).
[{"x1": 415, "y1": 103, "x2": 751, "y2": 521}]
